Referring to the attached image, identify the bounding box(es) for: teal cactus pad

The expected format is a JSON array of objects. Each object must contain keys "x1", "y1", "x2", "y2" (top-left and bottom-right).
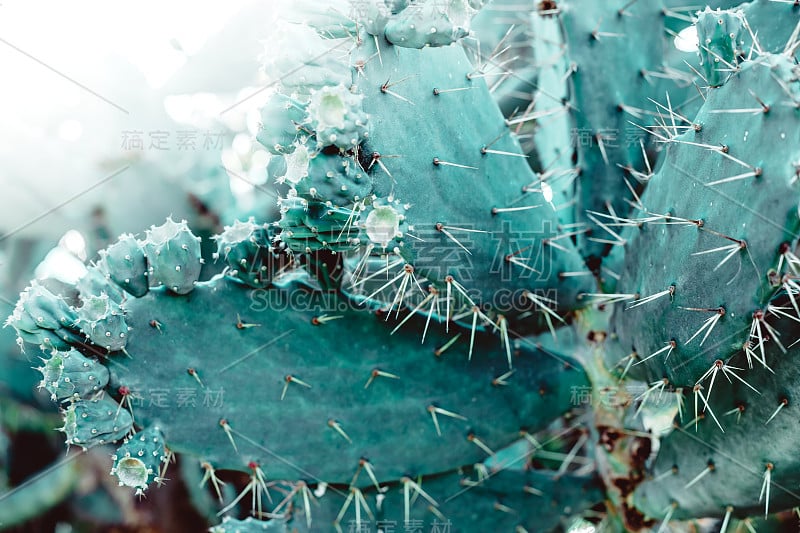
[
  {"x1": 612, "y1": 52, "x2": 800, "y2": 386},
  {"x1": 347, "y1": 34, "x2": 590, "y2": 320},
  {"x1": 284, "y1": 467, "x2": 603, "y2": 532},
  {"x1": 104, "y1": 274, "x2": 587, "y2": 484},
  {"x1": 633, "y1": 324, "x2": 800, "y2": 520}
]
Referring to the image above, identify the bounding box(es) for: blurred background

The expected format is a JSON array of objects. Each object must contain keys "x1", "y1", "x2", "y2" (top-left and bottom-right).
[{"x1": 0, "y1": 1, "x2": 296, "y2": 530}]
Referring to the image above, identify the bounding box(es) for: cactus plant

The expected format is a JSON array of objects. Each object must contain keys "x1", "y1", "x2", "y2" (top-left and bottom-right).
[{"x1": 9, "y1": 0, "x2": 800, "y2": 531}]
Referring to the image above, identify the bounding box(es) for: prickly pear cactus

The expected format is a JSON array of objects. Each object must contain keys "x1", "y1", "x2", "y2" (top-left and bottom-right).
[{"x1": 10, "y1": 0, "x2": 800, "y2": 531}]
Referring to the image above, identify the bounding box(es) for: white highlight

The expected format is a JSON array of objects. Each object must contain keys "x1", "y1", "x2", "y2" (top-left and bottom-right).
[{"x1": 674, "y1": 25, "x2": 699, "y2": 53}]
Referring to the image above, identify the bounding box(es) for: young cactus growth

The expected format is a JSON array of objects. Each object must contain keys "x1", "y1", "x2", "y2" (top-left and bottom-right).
[
  {"x1": 142, "y1": 217, "x2": 202, "y2": 295},
  {"x1": 36, "y1": 348, "x2": 109, "y2": 402},
  {"x1": 110, "y1": 426, "x2": 168, "y2": 495},
  {"x1": 100, "y1": 233, "x2": 150, "y2": 297},
  {"x1": 60, "y1": 396, "x2": 133, "y2": 449},
  {"x1": 75, "y1": 293, "x2": 128, "y2": 352},
  {"x1": 305, "y1": 83, "x2": 369, "y2": 150},
  {"x1": 213, "y1": 218, "x2": 289, "y2": 289}
]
